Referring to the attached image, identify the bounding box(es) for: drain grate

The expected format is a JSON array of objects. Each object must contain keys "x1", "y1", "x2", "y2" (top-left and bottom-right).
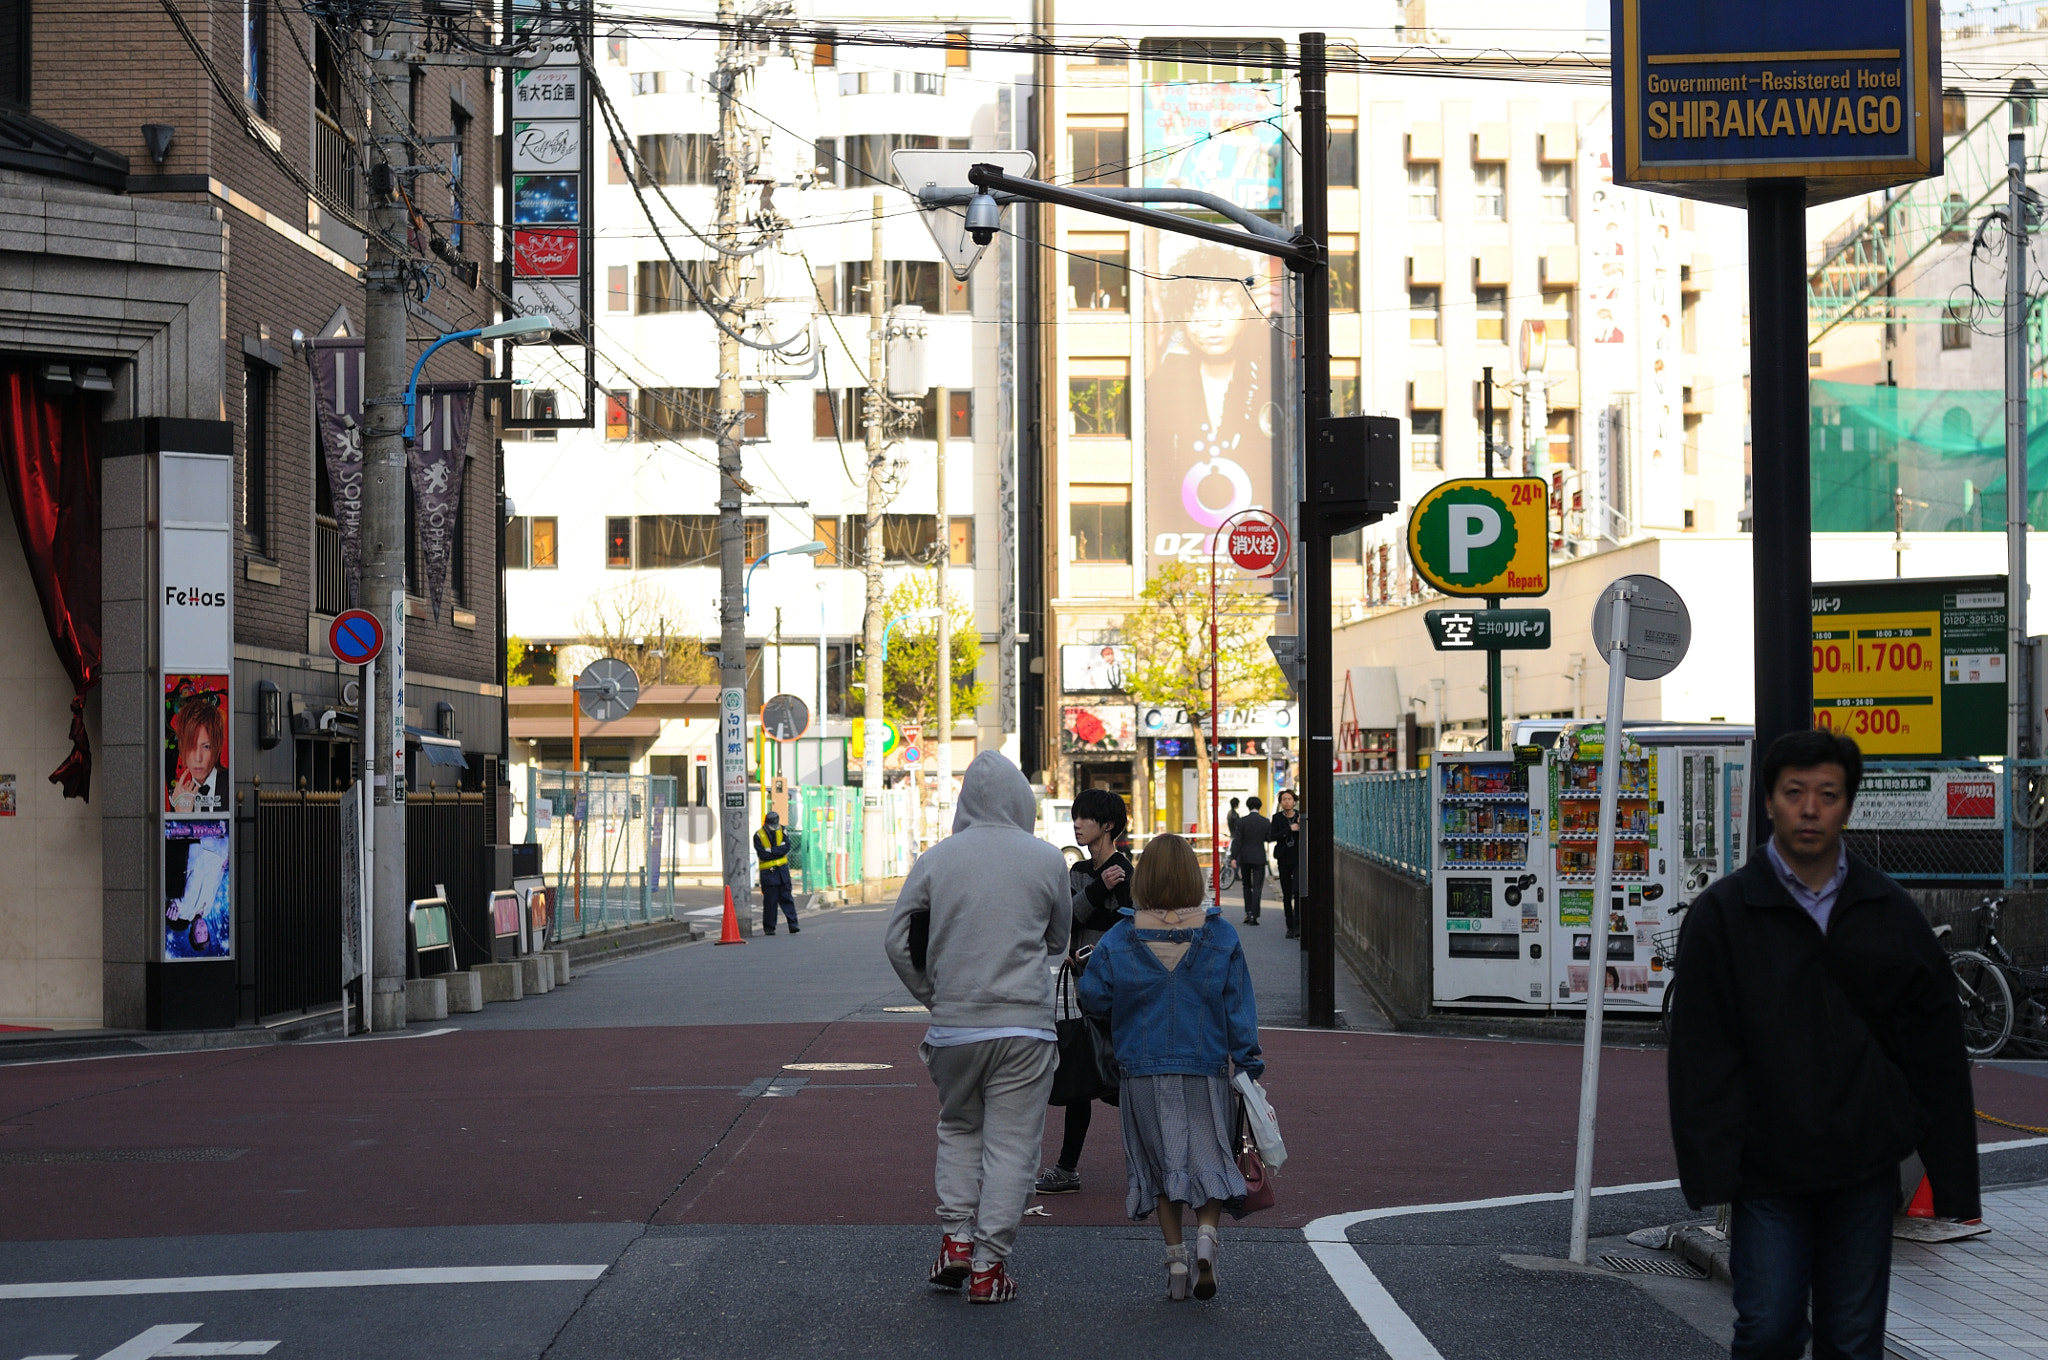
[
  {"x1": 1601, "y1": 1253, "x2": 1706, "y2": 1278},
  {"x1": 0, "y1": 1147, "x2": 247, "y2": 1164}
]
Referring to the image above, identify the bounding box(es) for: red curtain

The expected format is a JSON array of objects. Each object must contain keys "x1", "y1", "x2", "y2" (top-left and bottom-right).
[{"x1": 0, "y1": 365, "x2": 102, "y2": 800}]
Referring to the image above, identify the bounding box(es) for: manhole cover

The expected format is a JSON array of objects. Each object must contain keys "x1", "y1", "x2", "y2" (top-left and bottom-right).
[
  {"x1": 1600, "y1": 1253, "x2": 1706, "y2": 1278},
  {"x1": 782, "y1": 1062, "x2": 893, "y2": 1071}
]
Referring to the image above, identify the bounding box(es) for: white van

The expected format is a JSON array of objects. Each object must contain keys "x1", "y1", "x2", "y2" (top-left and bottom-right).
[{"x1": 1037, "y1": 798, "x2": 1081, "y2": 864}]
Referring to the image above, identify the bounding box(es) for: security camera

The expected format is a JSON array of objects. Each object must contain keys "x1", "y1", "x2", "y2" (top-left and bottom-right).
[{"x1": 965, "y1": 192, "x2": 1000, "y2": 246}]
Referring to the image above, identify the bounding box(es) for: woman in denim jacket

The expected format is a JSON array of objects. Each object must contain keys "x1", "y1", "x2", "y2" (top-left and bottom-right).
[{"x1": 1077, "y1": 833, "x2": 1262, "y2": 1302}]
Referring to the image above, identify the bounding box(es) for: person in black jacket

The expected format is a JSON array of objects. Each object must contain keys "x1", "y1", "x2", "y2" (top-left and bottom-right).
[
  {"x1": 1669, "y1": 729, "x2": 1978, "y2": 1360},
  {"x1": 1034, "y1": 787, "x2": 1132, "y2": 1198},
  {"x1": 1230, "y1": 797, "x2": 1271, "y2": 924},
  {"x1": 1268, "y1": 790, "x2": 1301, "y2": 937}
]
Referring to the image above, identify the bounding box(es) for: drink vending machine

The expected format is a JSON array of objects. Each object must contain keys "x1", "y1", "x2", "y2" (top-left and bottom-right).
[{"x1": 1430, "y1": 749, "x2": 1550, "y2": 1008}]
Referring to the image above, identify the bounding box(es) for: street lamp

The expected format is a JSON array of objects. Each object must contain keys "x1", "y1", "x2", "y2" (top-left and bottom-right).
[
  {"x1": 404, "y1": 313, "x2": 553, "y2": 440},
  {"x1": 880, "y1": 606, "x2": 943, "y2": 667},
  {"x1": 744, "y1": 539, "x2": 829, "y2": 616}
]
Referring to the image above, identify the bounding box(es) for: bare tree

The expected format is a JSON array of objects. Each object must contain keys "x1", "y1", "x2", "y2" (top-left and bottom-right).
[{"x1": 570, "y1": 578, "x2": 719, "y2": 687}]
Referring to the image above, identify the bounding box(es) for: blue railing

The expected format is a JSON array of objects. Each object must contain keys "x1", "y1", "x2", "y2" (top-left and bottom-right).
[{"x1": 1332, "y1": 770, "x2": 1431, "y2": 882}]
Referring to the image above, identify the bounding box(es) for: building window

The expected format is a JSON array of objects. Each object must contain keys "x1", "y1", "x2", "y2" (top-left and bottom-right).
[
  {"x1": 1541, "y1": 287, "x2": 1574, "y2": 346},
  {"x1": 243, "y1": 0, "x2": 268, "y2": 118},
  {"x1": 448, "y1": 106, "x2": 470, "y2": 250},
  {"x1": 1331, "y1": 358, "x2": 1361, "y2": 417},
  {"x1": 945, "y1": 30, "x2": 970, "y2": 67},
  {"x1": 1410, "y1": 410, "x2": 1443, "y2": 468},
  {"x1": 631, "y1": 514, "x2": 768, "y2": 568},
  {"x1": 637, "y1": 133, "x2": 716, "y2": 185},
  {"x1": 606, "y1": 517, "x2": 633, "y2": 568},
  {"x1": 948, "y1": 516, "x2": 974, "y2": 564},
  {"x1": 243, "y1": 359, "x2": 271, "y2": 553},
  {"x1": 1068, "y1": 234, "x2": 1130, "y2": 310},
  {"x1": 1473, "y1": 161, "x2": 1504, "y2": 220},
  {"x1": 835, "y1": 514, "x2": 957, "y2": 565},
  {"x1": 604, "y1": 391, "x2": 631, "y2": 440},
  {"x1": 828, "y1": 259, "x2": 956, "y2": 315},
  {"x1": 814, "y1": 389, "x2": 842, "y2": 440},
  {"x1": 637, "y1": 387, "x2": 722, "y2": 438},
  {"x1": 813, "y1": 30, "x2": 834, "y2": 66},
  {"x1": 1408, "y1": 286, "x2": 1440, "y2": 343},
  {"x1": 812, "y1": 516, "x2": 842, "y2": 564},
  {"x1": 607, "y1": 264, "x2": 629, "y2": 312},
  {"x1": 0, "y1": 0, "x2": 29, "y2": 108},
  {"x1": 1475, "y1": 286, "x2": 1506, "y2": 343},
  {"x1": 1070, "y1": 485, "x2": 1132, "y2": 563},
  {"x1": 1408, "y1": 162, "x2": 1438, "y2": 219},
  {"x1": 505, "y1": 515, "x2": 559, "y2": 570},
  {"x1": 1068, "y1": 119, "x2": 1128, "y2": 186},
  {"x1": 1069, "y1": 360, "x2": 1130, "y2": 436},
  {"x1": 631, "y1": 71, "x2": 666, "y2": 96},
  {"x1": 1331, "y1": 529, "x2": 1362, "y2": 563},
  {"x1": 947, "y1": 389, "x2": 973, "y2": 439},
  {"x1": 1681, "y1": 294, "x2": 1698, "y2": 353},
  {"x1": 1330, "y1": 235, "x2": 1360, "y2": 313},
  {"x1": 1942, "y1": 303, "x2": 1972, "y2": 349},
  {"x1": 1539, "y1": 162, "x2": 1571, "y2": 220},
  {"x1": 636, "y1": 260, "x2": 708, "y2": 314},
  {"x1": 1329, "y1": 117, "x2": 1358, "y2": 188},
  {"x1": 1943, "y1": 88, "x2": 1968, "y2": 136},
  {"x1": 606, "y1": 32, "x2": 628, "y2": 63},
  {"x1": 741, "y1": 391, "x2": 768, "y2": 439},
  {"x1": 1546, "y1": 411, "x2": 1577, "y2": 468}
]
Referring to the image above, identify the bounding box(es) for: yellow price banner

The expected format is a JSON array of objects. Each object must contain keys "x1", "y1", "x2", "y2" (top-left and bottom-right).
[{"x1": 1811, "y1": 612, "x2": 1940, "y2": 754}]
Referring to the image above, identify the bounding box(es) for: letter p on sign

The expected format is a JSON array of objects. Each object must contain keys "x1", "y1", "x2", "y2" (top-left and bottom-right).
[{"x1": 1447, "y1": 503, "x2": 1502, "y2": 574}]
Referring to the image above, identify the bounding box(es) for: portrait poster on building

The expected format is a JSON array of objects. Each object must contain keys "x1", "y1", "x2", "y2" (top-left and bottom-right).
[
  {"x1": 1142, "y1": 82, "x2": 1283, "y2": 213},
  {"x1": 1142, "y1": 231, "x2": 1285, "y2": 567},
  {"x1": 164, "y1": 675, "x2": 230, "y2": 814},
  {"x1": 164, "y1": 818, "x2": 232, "y2": 959}
]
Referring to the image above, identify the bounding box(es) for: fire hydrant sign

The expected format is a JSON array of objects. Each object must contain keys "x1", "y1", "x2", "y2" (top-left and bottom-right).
[
  {"x1": 1613, "y1": 0, "x2": 1941, "y2": 206},
  {"x1": 1225, "y1": 513, "x2": 1287, "y2": 574},
  {"x1": 1407, "y1": 478, "x2": 1550, "y2": 597}
]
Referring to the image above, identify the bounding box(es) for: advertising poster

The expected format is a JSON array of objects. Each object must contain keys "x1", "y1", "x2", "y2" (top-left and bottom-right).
[
  {"x1": 1143, "y1": 231, "x2": 1285, "y2": 565},
  {"x1": 1060, "y1": 704, "x2": 1138, "y2": 755},
  {"x1": 1060, "y1": 643, "x2": 1128, "y2": 693},
  {"x1": 1568, "y1": 964, "x2": 1651, "y2": 997},
  {"x1": 511, "y1": 119, "x2": 580, "y2": 173},
  {"x1": 1811, "y1": 576, "x2": 2006, "y2": 756},
  {"x1": 164, "y1": 675, "x2": 230, "y2": 813},
  {"x1": 1142, "y1": 83, "x2": 1282, "y2": 212},
  {"x1": 164, "y1": 819, "x2": 231, "y2": 959},
  {"x1": 0, "y1": 773, "x2": 14, "y2": 816},
  {"x1": 1850, "y1": 768, "x2": 2002, "y2": 829}
]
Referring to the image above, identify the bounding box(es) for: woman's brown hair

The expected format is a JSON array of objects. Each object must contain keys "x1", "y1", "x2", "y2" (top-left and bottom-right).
[{"x1": 1132, "y1": 833, "x2": 1206, "y2": 912}]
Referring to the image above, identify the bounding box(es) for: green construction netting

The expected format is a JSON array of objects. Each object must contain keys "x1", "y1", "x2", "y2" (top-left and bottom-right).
[{"x1": 1811, "y1": 380, "x2": 2048, "y2": 532}]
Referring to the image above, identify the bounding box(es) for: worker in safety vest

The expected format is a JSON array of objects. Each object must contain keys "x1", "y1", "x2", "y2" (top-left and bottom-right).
[{"x1": 755, "y1": 811, "x2": 800, "y2": 935}]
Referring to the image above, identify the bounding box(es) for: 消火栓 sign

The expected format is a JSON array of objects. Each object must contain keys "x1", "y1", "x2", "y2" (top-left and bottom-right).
[{"x1": 1613, "y1": 0, "x2": 1941, "y2": 205}]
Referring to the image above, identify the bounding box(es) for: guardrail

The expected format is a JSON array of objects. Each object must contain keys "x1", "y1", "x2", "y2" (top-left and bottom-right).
[{"x1": 1332, "y1": 770, "x2": 1431, "y2": 883}]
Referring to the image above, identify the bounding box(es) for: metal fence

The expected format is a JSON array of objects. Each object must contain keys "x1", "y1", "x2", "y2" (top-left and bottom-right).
[
  {"x1": 250, "y1": 790, "x2": 345, "y2": 1020},
  {"x1": 528, "y1": 771, "x2": 680, "y2": 938},
  {"x1": 1332, "y1": 770, "x2": 1431, "y2": 882},
  {"x1": 405, "y1": 790, "x2": 492, "y2": 969},
  {"x1": 790, "y1": 785, "x2": 863, "y2": 892}
]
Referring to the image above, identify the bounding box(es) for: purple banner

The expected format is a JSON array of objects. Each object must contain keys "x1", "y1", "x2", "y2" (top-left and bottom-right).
[
  {"x1": 307, "y1": 339, "x2": 365, "y2": 606},
  {"x1": 409, "y1": 383, "x2": 475, "y2": 619}
]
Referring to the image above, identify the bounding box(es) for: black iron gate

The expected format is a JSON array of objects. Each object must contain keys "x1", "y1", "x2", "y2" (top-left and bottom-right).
[
  {"x1": 407, "y1": 789, "x2": 493, "y2": 971},
  {"x1": 251, "y1": 790, "x2": 345, "y2": 1020}
]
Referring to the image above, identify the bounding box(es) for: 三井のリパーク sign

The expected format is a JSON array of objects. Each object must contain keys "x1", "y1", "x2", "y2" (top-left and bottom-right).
[
  {"x1": 1613, "y1": 0, "x2": 1941, "y2": 205},
  {"x1": 1406, "y1": 478, "x2": 1550, "y2": 597},
  {"x1": 1811, "y1": 575, "x2": 2005, "y2": 757}
]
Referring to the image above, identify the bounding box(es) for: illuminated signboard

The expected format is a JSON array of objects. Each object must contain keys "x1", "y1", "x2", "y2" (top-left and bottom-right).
[{"x1": 1811, "y1": 576, "x2": 2005, "y2": 757}]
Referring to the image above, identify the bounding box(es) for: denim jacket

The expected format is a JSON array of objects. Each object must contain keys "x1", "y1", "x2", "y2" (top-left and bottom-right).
[{"x1": 1075, "y1": 906, "x2": 1263, "y2": 1080}]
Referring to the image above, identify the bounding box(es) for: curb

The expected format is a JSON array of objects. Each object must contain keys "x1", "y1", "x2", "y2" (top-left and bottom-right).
[
  {"x1": 0, "y1": 1006, "x2": 345, "y2": 1066},
  {"x1": 1391, "y1": 1012, "x2": 1670, "y2": 1047},
  {"x1": 1671, "y1": 1223, "x2": 1732, "y2": 1284}
]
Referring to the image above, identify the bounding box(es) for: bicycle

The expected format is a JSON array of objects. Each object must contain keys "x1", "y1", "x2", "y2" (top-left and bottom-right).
[
  {"x1": 1652, "y1": 906, "x2": 1686, "y2": 1039},
  {"x1": 1946, "y1": 896, "x2": 2048, "y2": 1060}
]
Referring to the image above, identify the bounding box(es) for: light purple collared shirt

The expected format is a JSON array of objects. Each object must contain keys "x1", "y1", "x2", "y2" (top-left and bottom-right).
[{"x1": 1766, "y1": 838, "x2": 1849, "y2": 934}]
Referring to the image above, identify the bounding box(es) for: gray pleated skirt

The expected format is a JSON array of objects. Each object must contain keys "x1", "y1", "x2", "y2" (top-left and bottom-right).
[{"x1": 1119, "y1": 1073, "x2": 1248, "y2": 1222}]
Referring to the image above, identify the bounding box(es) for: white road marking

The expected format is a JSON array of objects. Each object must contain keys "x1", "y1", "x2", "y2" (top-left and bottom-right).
[
  {"x1": 83, "y1": 1325, "x2": 278, "y2": 1360},
  {"x1": 0, "y1": 1265, "x2": 608, "y2": 1301},
  {"x1": 305, "y1": 1028, "x2": 456, "y2": 1047}
]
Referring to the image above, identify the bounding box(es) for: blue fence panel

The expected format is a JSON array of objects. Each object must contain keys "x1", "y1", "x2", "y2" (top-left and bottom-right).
[{"x1": 1332, "y1": 771, "x2": 1431, "y2": 882}]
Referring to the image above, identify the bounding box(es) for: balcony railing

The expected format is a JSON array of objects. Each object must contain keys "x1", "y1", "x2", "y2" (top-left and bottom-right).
[
  {"x1": 314, "y1": 110, "x2": 358, "y2": 212},
  {"x1": 315, "y1": 513, "x2": 345, "y2": 615}
]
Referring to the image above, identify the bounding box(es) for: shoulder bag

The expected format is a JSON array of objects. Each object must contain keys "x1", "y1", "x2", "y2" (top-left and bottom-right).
[
  {"x1": 1233, "y1": 1095, "x2": 1276, "y2": 1214},
  {"x1": 1049, "y1": 958, "x2": 1120, "y2": 1107}
]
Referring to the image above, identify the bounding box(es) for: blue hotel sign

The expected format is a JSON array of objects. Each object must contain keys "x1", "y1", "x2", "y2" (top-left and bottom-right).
[{"x1": 1614, "y1": 0, "x2": 1941, "y2": 205}]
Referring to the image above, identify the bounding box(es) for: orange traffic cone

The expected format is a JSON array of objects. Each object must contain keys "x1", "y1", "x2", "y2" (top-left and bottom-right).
[
  {"x1": 714, "y1": 886, "x2": 747, "y2": 945},
  {"x1": 1906, "y1": 1175, "x2": 1936, "y2": 1219}
]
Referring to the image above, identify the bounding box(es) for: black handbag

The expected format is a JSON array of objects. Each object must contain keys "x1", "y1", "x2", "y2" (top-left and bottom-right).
[{"x1": 1050, "y1": 960, "x2": 1120, "y2": 1107}]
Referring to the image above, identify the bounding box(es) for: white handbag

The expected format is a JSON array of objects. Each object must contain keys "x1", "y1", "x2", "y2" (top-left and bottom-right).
[{"x1": 1230, "y1": 1071, "x2": 1287, "y2": 1171}]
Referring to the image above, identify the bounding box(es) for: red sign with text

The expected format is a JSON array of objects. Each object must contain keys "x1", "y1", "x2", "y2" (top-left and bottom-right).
[
  {"x1": 514, "y1": 228, "x2": 580, "y2": 278},
  {"x1": 1226, "y1": 514, "x2": 1287, "y2": 574}
]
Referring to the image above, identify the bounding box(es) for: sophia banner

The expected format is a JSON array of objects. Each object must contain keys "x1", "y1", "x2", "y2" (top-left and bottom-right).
[
  {"x1": 409, "y1": 382, "x2": 476, "y2": 619},
  {"x1": 308, "y1": 339, "x2": 365, "y2": 604}
]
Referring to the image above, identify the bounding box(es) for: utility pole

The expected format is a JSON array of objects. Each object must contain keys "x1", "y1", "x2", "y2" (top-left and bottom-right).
[
  {"x1": 860, "y1": 195, "x2": 889, "y2": 885},
  {"x1": 1482, "y1": 366, "x2": 1502, "y2": 750},
  {"x1": 363, "y1": 38, "x2": 411, "y2": 1032},
  {"x1": 2006, "y1": 121, "x2": 2034, "y2": 880},
  {"x1": 935, "y1": 383, "x2": 953, "y2": 838},
  {"x1": 715, "y1": 0, "x2": 753, "y2": 928},
  {"x1": 1298, "y1": 32, "x2": 1335, "y2": 1026}
]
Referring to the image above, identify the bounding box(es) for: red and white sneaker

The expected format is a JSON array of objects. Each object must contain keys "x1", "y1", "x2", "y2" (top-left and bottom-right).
[
  {"x1": 968, "y1": 1260, "x2": 1018, "y2": 1304},
  {"x1": 928, "y1": 1234, "x2": 972, "y2": 1289}
]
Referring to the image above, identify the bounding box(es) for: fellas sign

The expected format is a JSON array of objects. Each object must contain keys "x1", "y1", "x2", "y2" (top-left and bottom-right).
[{"x1": 1612, "y1": 0, "x2": 1941, "y2": 205}]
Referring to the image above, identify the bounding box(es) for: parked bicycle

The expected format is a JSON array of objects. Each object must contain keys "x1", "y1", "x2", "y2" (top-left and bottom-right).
[
  {"x1": 1653, "y1": 904, "x2": 1687, "y2": 1039},
  {"x1": 1943, "y1": 896, "x2": 2048, "y2": 1060}
]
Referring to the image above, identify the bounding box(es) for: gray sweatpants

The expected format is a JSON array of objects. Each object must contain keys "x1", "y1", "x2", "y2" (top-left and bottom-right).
[{"x1": 920, "y1": 1035, "x2": 1058, "y2": 1264}]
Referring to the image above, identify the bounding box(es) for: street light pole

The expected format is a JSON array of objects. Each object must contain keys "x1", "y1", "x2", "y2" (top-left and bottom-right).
[
  {"x1": 935, "y1": 384, "x2": 954, "y2": 837},
  {"x1": 861, "y1": 194, "x2": 889, "y2": 887}
]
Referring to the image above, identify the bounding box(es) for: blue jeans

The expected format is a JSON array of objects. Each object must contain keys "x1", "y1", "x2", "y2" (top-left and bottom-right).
[{"x1": 1729, "y1": 1168, "x2": 1896, "y2": 1360}]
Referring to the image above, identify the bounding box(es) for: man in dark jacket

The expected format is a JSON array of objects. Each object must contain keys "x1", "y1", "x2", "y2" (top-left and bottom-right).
[
  {"x1": 1669, "y1": 729, "x2": 1978, "y2": 1360},
  {"x1": 1231, "y1": 796, "x2": 1271, "y2": 924}
]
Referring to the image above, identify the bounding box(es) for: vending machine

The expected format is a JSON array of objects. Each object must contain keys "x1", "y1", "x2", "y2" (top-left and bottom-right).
[
  {"x1": 1544, "y1": 729, "x2": 1751, "y2": 1013},
  {"x1": 1431, "y1": 749, "x2": 1551, "y2": 1009}
]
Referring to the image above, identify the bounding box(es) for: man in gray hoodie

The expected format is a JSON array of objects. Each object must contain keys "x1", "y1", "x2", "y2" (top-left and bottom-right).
[{"x1": 886, "y1": 751, "x2": 1072, "y2": 1304}]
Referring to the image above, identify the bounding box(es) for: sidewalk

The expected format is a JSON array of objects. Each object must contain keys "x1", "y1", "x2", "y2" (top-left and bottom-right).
[{"x1": 1887, "y1": 1182, "x2": 2048, "y2": 1360}]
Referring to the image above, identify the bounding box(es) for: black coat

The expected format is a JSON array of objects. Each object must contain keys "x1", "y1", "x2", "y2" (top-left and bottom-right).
[
  {"x1": 1268, "y1": 810, "x2": 1301, "y2": 868},
  {"x1": 1667, "y1": 850, "x2": 1979, "y2": 1217},
  {"x1": 1230, "y1": 813, "x2": 1271, "y2": 865}
]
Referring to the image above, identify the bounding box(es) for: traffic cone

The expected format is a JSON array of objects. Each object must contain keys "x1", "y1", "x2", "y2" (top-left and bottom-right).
[
  {"x1": 714, "y1": 886, "x2": 747, "y2": 945},
  {"x1": 1906, "y1": 1175, "x2": 1936, "y2": 1219}
]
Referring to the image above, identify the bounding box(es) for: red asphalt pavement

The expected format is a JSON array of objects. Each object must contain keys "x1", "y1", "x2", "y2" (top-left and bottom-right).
[{"x1": 4, "y1": 1026, "x2": 2046, "y2": 1242}]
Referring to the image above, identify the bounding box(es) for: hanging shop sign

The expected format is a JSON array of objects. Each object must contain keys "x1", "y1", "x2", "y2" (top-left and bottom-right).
[
  {"x1": 1407, "y1": 478, "x2": 1551, "y2": 597},
  {"x1": 1425, "y1": 608, "x2": 1554, "y2": 651},
  {"x1": 1811, "y1": 575, "x2": 2005, "y2": 757},
  {"x1": 1613, "y1": 0, "x2": 1942, "y2": 206}
]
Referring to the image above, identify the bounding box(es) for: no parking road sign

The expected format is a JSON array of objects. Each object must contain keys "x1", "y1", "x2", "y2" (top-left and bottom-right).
[{"x1": 328, "y1": 609, "x2": 385, "y2": 666}]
